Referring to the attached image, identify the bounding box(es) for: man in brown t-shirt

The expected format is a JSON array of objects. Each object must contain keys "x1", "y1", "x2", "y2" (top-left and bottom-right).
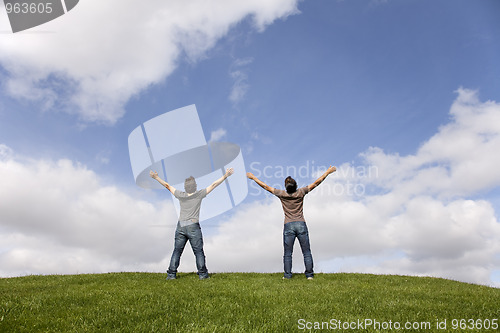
[{"x1": 247, "y1": 165, "x2": 336, "y2": 279}]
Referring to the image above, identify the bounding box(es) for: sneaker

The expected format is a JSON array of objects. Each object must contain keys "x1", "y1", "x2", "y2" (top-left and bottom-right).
[
  {"x1": 307, "y1": 277, "x2": 314, "y2": 280},
  {"x1": 199, "y1": 275, "x2": 210, "y2": 280}
]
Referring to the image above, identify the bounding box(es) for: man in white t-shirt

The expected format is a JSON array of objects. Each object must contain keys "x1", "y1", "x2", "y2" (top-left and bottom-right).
[{"x1": 151, "y1": 168, "x2": 234, "y2": 280}]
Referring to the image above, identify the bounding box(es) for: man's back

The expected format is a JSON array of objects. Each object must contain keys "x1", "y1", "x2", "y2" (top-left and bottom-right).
[
  {"x1": 174, "y1": 189, "x2": 207, "y2": 222},
  {"x1": 273, "y1": 187, "x2": 310, "y2": 223}
]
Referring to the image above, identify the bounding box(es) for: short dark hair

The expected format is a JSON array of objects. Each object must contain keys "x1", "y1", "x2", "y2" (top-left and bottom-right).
[
  {"x1": 285, "y1": 176, "x2": 297, "y2": 194},
  {"x1": 184, "y1": 176, "x2": 197, "y2": 194}
]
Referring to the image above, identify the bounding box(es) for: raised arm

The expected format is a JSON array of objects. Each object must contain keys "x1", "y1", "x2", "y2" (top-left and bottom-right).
[
  {"x1": 247, "y1": 172, "x2": 276, "y2": 194},
  {"x1": 307, "y1": 166, "x2": 336, "y2": 192},
  {"x1": 150, "y1": 170, "x2": 176, "y2": 194},
  {"x1": 206, "y1": 167, "x2": 234, "y2": 195}
]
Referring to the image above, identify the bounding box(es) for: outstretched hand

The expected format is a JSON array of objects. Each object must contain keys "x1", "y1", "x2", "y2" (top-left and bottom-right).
[
  {"x1": 149, "y1": 170, "x2": 158, "y2": 178},
  {"x1": 246, "y1": 172, "x2": 255, "y2": 180},
  {"x1": 225, "y1": 167, "x2": 234, "y2": 177},
  {"x1": 327, "y1": 166, "x2": 337, "y2": 174}
]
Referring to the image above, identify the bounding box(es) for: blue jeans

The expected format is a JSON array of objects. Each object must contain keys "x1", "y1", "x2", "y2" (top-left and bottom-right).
[
  {"x1": 167, "y1": 222, "x2": 208, "y2": 279},
  {"x1": 283, "y1": 221, "x2": 314, "y2": 278}
]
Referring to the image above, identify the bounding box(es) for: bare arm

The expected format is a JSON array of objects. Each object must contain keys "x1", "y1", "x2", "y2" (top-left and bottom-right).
[
  {"x1": 150, "y1": 170, "x2": 176, "y2": 194},
  {"x1": 206, "y1": 168, "x2": 234, "y2": 195},
  {"x1": 247, "y1": 172, "x2": 276, "y2": 194},
  {"x1": 307, "y1": 166, "x2": 336, "y2": 192}
]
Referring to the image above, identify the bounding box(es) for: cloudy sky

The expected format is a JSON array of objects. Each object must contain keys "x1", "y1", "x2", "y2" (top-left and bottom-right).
[{"x1": 1, "y1": 0, "x2": 499, "y2": 287}]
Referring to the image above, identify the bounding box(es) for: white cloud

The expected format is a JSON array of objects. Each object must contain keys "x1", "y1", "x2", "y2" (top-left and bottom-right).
[
  {"x1": 368, "y1": 0, "x2": 389, "y2": 7},
  {"x1": 205, "y1": 200, "x2": 284, "y2": 273},
  {"x1": 363, "y1": 88, "x2": 500, "y2": 199},
  {"x1": 229, "y1": 57, "x2": 254, "y2": 105},
  {"x1": 0, "y1": 0, "x2": 299, "y2": 124},
  {"x1": 200, "y1": 88, "x2": 500, "y2": 286},
  {"x1": 0, "y1": 148, "x2": 178, "y2": 276},
  {"x1": 209, "y1": 128, "x2": 227, "y2": 142},
  {"x1": 0, "y1": 144, "x2": 13, "y2": 161},
  {"x1": 95, "y1": 150, "x2": 111, "y2": 165}
]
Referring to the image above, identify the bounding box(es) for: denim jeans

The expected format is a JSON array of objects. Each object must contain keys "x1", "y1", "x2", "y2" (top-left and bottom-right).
[
  {"x1": 167, "y1": 222, "x2": 208, "y2": 279},
  {"x1": 283, "y1": 221, "x2": 314, "y2": 278}
]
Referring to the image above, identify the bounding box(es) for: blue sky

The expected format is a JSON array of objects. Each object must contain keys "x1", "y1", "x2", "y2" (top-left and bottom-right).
[{"x1": 1, "y1": 0, "x2": 499, "y2": 286}]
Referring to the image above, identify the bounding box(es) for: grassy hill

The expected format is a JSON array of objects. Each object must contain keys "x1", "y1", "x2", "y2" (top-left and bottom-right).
[{"x1": 1, "y1": 272, "x2": 499, "y2": 332}]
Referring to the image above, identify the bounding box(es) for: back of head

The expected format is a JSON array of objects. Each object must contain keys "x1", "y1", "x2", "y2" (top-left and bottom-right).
[
  {"x1": 184, "y1": 176, "x2": 197, "y2": 194},
  {"x1": 285, "y1": 176, "x2": 297, "y2": 194}
]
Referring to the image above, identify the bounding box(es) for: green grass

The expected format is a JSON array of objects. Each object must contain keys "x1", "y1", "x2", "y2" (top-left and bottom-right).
[{"x1": 0, "y1": 273, "x2": 499, "y2": 332}]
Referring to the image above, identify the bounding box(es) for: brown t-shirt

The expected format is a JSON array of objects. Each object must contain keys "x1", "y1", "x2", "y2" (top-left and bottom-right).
[{"x1": 273, "y1": 187, "x2": 310, "y2": 224}]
